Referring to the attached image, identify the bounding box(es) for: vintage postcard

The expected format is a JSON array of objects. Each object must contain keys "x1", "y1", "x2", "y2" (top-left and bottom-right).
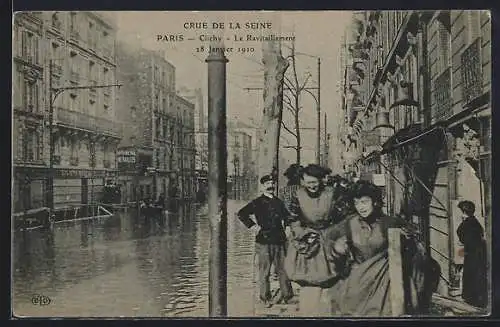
[{"x1": 11, "y1": 10, "x2": 491, "y2": 318}]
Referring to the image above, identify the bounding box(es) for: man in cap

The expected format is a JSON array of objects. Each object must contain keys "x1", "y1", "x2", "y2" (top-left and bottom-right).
[{"x1": 237, "y1": 173, "x2": 294, "y2": 307}]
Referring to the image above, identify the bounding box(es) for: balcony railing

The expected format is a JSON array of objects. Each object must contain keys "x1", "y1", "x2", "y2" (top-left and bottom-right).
[
  {"x1": 432, "y1": 67, "x2": 452, "y2": 121},
  {"x1": 461, "y1": 38, "x2": 483, "y2": 105},
  {"x1": 55, "y1": 107, "x2": 120, "y2": 136}
]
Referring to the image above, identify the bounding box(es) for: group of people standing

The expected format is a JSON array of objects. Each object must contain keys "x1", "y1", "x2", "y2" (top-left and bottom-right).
[{"x1": 237, "y1": 163, "x2": 442, "y2": 317}]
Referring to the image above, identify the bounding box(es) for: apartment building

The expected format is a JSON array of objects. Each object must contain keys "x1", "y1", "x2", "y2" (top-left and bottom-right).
[
  {"x1": 116, "y1": 43, "x2": 196, "y2": 202},
  {"x1": 339, "y1": 10, "x2": 491, "y2": 301},
  {"x1": 12, "y1": 11, "x2": 120, "y2": 211}
]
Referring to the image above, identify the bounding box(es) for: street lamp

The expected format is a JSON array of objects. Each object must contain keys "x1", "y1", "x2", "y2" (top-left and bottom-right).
[{"x1": 47, "y1": 59, "x2": 122, "y2": 211}]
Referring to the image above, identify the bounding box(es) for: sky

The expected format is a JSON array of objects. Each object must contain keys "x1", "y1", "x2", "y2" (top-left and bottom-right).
[{"x1": 114, "y1": 11, "x2": 352, "y2": 170}]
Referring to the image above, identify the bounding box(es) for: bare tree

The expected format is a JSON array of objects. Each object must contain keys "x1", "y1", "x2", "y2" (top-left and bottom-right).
[{"x1": 282, "y1": 39, "x2": 311, "y2": 165}]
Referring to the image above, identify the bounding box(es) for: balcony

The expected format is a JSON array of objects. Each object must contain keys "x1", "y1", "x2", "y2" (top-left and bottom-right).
[
  {"x1": 461, "y1": 38, "x2": 483, "y2": 105},
  {"x1": 55, "y1": 107, "x2": 121, "y2": 137},
  {"x1": 432, "y1": 67, "x2": 452, "y2": 121}
]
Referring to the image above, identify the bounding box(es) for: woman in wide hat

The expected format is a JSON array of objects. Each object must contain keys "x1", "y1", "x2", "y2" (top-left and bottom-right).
[{"x1": 324, "y1": 180, "x2": 439, "y2": 316}]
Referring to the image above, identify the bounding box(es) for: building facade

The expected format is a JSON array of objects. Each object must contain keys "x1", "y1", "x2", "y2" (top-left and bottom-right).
[
  {"x1": 227, "y1": 128, "x2": 252, "y2": 200},
  {"x1": 174, "y1": 95, "x2": 196, "y2": 201},
  {"x1": 339, "y1": 10, "x2": 491, "y2": 302},
  {"x1": 116, "y1": 43, "x2": 196, "y2": 203},
  {"x1": 12, "y1": 11, "x2": 120, "y2": 212},
  {"x1": 178, "y1": 88, "x2": 208, "y2": 200}
]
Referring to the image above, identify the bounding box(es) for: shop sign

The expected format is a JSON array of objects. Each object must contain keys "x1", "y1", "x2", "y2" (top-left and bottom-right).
[
  {"x1": 55, "y1": 168, "x2": 106, "y2": 179},
  {"x1": 117, "y1": 149, "x2": 137, "y2": 171}
]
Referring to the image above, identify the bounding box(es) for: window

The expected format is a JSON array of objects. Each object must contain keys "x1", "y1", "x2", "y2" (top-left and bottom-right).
[
  {"x1": 51, "y1": 42, "x2": 59, "y2": 62},
  {"x1": 70, "y1": 12, "x2": 78, "y2": 36},
  {"x1": 103, "y1": 67, "x2": 109, "y2": 84},
  {"x1": 436, "y1": 14, "x2": 451, "y2": 75},
  {"x1": 88, "y1": 61, "x2": 95, "y2": 82},
  {"x1": 70, "y1": 139, "x2": 79, "y2": 165},
  {"x1": 51, "y1": 12, "x2": 61, "y2": 29},
  {"x1": 21, "y1": 30, "x2": 39, "y2": 64},
  {"x1": 23, "y1": 79, "x2": 38, "y2": 111},
  {"x1": 22, "y1": 128, "x2": 38, "y2": 162},
  {"x1": 103, "y1": 143, "x2": 110, "y2": 167},
  {"x1": 69, "y1": 95, "x2": 78, "y2": 111},
  {"x1": 88, "y1": 22, "x2": 97, "y2": 48}
]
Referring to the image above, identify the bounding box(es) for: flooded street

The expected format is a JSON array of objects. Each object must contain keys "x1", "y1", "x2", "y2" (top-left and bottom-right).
[{"x1": 12, "y1": 200, "x2": 256, "y2": 318}]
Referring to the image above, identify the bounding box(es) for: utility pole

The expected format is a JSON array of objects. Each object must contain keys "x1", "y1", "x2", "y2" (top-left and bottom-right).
[
  {"x1": 323, "y1": 112, "x2": 327, "y2": 167},
  {"x1": 47, "y1": 60, "x2": 55, "y2": 210},
  {"x1": 206, "y1": 43, "x2": 228, "y2": 317},
  {"x1": 316, "y1": 58, "x2": 321, "y2": 165}
]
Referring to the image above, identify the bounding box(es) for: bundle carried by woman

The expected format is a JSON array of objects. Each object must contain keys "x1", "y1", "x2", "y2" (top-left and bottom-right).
[{"x1": 283, "y1": 165, "x2": 352, "y2": 287}]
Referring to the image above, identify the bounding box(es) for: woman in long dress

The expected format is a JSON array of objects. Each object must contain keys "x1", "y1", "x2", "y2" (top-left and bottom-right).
[
  {"x1": 456, "y1": 200, "x2": 487, "y2": 308},
  {"x1": 284, "y1": 164, "x2": 350, "y2": 316},
  {"x1": 325, "y1": 180, "x2": 438, "y2": 317}
]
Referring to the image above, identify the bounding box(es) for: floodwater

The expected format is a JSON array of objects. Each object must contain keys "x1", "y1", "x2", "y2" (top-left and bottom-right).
[{"x1": 12, "y1": 200, "x2": 256, "y2": 318}]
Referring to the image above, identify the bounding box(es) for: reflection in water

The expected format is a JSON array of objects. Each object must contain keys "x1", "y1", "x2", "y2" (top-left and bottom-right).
[
  {"x1": 12, "y1": 201, "x2": 258, "y2": 317},
  {"x1": 228, "y1": 200, "x2": 257, "y2": 317}
]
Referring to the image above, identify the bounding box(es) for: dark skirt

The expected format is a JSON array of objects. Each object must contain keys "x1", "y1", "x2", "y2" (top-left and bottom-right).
[{"x1": 463, "y1": 240, "x2": 488, "y2": 308}]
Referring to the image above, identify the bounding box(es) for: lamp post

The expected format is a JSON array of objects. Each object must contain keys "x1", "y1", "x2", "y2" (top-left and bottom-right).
[{"x1": 47, "y1": 59, "x2": 122, "y2": 211}]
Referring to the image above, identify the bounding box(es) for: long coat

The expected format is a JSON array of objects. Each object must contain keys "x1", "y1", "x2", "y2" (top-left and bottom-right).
[{"x1": 457, "y1": 216, "x2": 488, "y2": 308}]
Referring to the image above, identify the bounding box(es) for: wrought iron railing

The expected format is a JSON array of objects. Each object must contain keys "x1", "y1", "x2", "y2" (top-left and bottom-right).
[
  {"x1": 461, "y1": 38, "x2": 483, "y2": 104},
  {"x1": 55, "y1": 107, "x2": 120, "y2": 136},
  {"x1": 432, "y1": 67, "x2": 452, "y2": 121}
]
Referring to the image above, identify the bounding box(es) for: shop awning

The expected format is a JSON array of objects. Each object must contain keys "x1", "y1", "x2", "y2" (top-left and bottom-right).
[{"x1": 380, "y1": 122, "x2": 447, "y2": 155}]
